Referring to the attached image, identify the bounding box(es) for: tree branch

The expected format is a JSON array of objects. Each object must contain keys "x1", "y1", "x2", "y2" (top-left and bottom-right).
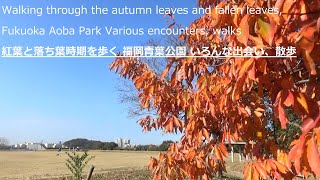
[{"x1": 295, "y1": 79, "x2": 310, "y2": 85}]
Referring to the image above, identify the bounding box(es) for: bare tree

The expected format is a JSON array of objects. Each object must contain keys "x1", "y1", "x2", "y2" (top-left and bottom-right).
[
  {"x1": 116, "y1": 34, "x2": 187, "y2": 118},
  {"x1": 0, "y1": 137, "x2": 9, "y2": 146},
  {"x1": 0, "y1": 137, "x2": 10, "y2": 150}
]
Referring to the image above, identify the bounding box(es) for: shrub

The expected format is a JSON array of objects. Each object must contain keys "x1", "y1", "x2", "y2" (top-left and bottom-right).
[{"x1": 65, "y1": 151, "x2": 94, "y2": 180}]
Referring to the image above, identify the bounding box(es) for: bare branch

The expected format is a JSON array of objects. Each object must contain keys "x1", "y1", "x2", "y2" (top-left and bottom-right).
[{"x1": 295, "y1": 79, "x2": 310, "y2": 85}]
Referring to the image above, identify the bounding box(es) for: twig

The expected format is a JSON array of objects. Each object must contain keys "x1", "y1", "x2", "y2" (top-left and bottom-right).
[
  {"x1": 86, "y1": 166, "x2": 95, "y2": 180},
  {"x1": 295, "y1": 79, "x2": 310, "y2": 85}
]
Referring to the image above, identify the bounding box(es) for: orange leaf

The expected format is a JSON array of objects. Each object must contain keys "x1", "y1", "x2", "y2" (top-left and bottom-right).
[
  {"x1": 302, "y1": 118, "x2": 315, "y2": 135},
  {"x1": 296, "y1": 93, "x2": 309, "y2": 114},
  {"x1": 264, "y1": 161, "x2": 272, "y2": 173},
  {"x1": 257, "y1": 15, "x2": 277, "y2": 46},
  {"x1": 307, "y1": 136, "x2": 320, "y2": 176},
  {"x1": 244, "y1": 164, "x2": 253, "y2": 180},
  {"x1": 202, "y1": 128, "x2": 210, "y2": 142},
  {"x1": 273, "y1": 161, "x2": 287, "y2": 174},
  {"x1": 237, "y1": 14, "x2": 250, "y2": 46},
  {"x1": 252, "y1": 166, "x2": 260, "y2": 180},
  {"x1": 232, "y1": 75, "x2": 246, "y2": 101},
  {"x1": 297, "y1": 36, "x2": 314, "y2": 53},
  {"x1": 254, "y1": 163, "x2": 268, "y2": 179},
  {"x1": 275, "y1": 0, "x2": 285, "y2": 10},
  {"x1": 218, "y1": 143, "x2": 228, "y2": 157},
  {"x1": 304, "y1": 51, "x2": 317, "y2": 75},
  {"x1": 275, "y1": 93, "x2": 288, "y2": 129},
  {"x1": 202, "y1": 174, "x2": 208, "y2": 180},
  {"x1": 244, "y1": 0, "x2": 255, "y2": 6},
  {"x1": 239, "y1": 58, "x2": 254, "y2": 77},
  {"x1": 196, "y1": 159, "x2": 203, "y2": 168},
  {"x1": 282, "y1": 0, "x2": 295, "y2": 14},
  {"x1": 277, "y1": 150, "x2": 291, "y2": 169},
  {"x1": 300, "y1": 1, "x2": 308, "y2": 21},
  {"x1": 214, "y1": 146, "x2": 223, "y2": 161},
  {"x1": 171, "y1": 70, "x2": 177, "y2": 86},
  {"x1": 145, "y1": 85, "x2": 154, "y2": 96},
  {"x1": 254, "y1": 111, "x2": 263, "y2": 118},
  {"x1": 283, "y1": 90, "x2": 294, "y2": 106}
]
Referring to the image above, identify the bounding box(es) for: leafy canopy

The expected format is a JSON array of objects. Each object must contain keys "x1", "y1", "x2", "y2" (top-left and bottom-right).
[{"x1": 111, "y1": 0, "x2": 320, "y2": 179}]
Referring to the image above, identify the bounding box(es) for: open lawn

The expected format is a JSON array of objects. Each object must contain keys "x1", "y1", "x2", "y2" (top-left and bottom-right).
[
  {"x1": 0, "y1": 150, "x2": 245, "y2": 179},
  {"x1": 0, "y1": 150, "x2": 159, "y2": 179}
]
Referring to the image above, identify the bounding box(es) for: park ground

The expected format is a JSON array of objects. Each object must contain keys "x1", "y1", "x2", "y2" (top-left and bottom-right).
[{"x1": 0, "y1": 150, "x2": 245, "y2": 179}]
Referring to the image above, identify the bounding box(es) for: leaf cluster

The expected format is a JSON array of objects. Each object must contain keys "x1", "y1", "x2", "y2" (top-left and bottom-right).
[{"x1": 65, "y1": 151, "x2": 95, "y2": 180}]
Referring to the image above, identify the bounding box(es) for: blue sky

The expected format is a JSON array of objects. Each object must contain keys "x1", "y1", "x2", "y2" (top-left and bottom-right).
[{"x1": 0, "y1": 0, "x2": 199, "y2": 145}]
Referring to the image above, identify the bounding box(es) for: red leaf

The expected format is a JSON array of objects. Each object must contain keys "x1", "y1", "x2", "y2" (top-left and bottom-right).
[
  {"x1": 281, "y1": 75, "x2": 294, "y2": 90},
  {"x1": 302, "y1": 118, "x2": 315, "y2": 135},
  {"x1": 283, "y1": 90, "x2": 294, "y2": 106}
]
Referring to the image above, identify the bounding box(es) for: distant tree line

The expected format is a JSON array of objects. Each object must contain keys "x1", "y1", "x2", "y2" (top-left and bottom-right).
[
  {"x1": 0, "y1": 144, "x2": 11, "y2": 150},
  {"x1": 63, "y1": 138, "x2": 118, "y2": 150},
  {"x1": 63, "y1": 138, "x2": 174, "y2": 151},
  {"x1": 98, "y1": 142, "x2": 118, "y2": 150},
  {"x1": 0, "y1": 137, "x2": 10, "y2": 150},
  {"x1": 134, "y1": 140, "x2": 174, "y2": 151}
]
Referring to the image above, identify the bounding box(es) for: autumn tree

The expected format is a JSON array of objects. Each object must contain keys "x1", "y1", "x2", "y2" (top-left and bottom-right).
[{"x1": 110, "y1": 0, "x2": 320, "y2": 179}]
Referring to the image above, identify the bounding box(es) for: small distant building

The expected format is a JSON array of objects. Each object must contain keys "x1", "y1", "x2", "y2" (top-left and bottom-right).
[
  {"x1": 52, "y1": 141, "x2": 62, "y2": 149},
  {"x1": 26, "y1": 143, "x2": 46, "y2": 151},
  {"x1": 44, "y1": 143, "x2": 54, "y2": 148},
  {"x1": 14, "y1": 144, "x2": 26, "y2": 148},
  {"x1": 116, "y1": 138, "x2": 123, "y2": 149},
  {"x1": 20, "y1": 144, "x2": 27, "y2": 148},
  {"x1": 116, "y1": 138, "x2": 131, "y2": 149},
  {"x1": 13, "y1": 141, "x2": 64, "y2": 150},
  {"x1": 124, "y1": 139, "x2": 130, "y2": 144}
]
